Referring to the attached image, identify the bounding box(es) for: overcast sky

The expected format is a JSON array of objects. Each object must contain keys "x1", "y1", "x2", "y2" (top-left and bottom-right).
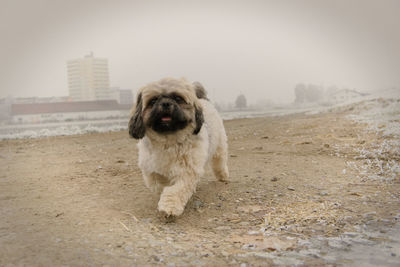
[{"x1": 0, "y1": 0, "x2": 399, "y2": 104}]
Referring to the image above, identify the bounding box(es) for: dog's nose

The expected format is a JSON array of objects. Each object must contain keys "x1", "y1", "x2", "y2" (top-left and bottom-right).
[{"x1": 162, "y1": 102, "x2": 171, "y2": 108}]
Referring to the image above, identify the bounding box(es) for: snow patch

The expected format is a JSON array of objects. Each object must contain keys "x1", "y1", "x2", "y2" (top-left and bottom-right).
[
  {"x1": 344, "y1": 96, "x2": 400, "y2": 181},
  {"x1": 0, "y1": 123, "x2": 127, "y2": 140}
]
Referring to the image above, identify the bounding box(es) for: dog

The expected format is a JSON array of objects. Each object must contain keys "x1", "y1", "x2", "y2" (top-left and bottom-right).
[{"x1": 128, "y1": 77, "x2": 229, "y2": 217}]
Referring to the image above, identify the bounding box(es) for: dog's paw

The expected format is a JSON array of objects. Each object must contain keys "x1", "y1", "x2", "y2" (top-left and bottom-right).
[
  {"x1": 217, "y1": 174, "x2": 229, "y2": 183},
  {"x1": 158, "y1": 211, "x2": 176, "y2": 223},
  {"x1": 214, "y1": 165, "x2": 229, "y2": 182},
  {"x1": 158, "y1": 200, "x2": 184, "y2": 217}
]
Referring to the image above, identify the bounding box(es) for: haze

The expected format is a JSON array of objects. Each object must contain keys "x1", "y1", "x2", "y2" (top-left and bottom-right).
[{"x1": 1, "y1": 0, "x2": 399, "y2": 104}]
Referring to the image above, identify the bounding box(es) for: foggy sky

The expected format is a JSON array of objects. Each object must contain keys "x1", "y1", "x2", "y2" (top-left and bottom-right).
[{"x1": 0, "y1": 0, "x2": 399, "y2": 104}]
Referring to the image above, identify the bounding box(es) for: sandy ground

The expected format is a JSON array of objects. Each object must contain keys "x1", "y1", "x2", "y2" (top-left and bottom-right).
[{"x1": 1, "y1": 107, "x2": 400, "y2": 266}]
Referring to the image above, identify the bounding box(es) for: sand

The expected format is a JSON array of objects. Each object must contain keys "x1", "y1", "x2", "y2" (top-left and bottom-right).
[{"x1": 1, "y1": 106, "x2": 400, "y2": 266}]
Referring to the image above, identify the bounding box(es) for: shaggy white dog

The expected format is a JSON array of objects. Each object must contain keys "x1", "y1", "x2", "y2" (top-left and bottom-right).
[{"x1": 129, "y1": 78, "x2": 229, "y2": 217}]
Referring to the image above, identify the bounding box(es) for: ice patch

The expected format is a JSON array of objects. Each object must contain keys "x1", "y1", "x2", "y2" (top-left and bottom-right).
[
  {"x1": 0, "y1": 122, "x2": 127, "y2": 140},
  {"x1": 344, "y1": 96, "x2": 400, "y2": 181},
  {"x1": 0, "y1": 107, "x2": 315, "y2": 140},
  {"x1": 347, "y1": 98, "x2": 400, "y2": 138}
]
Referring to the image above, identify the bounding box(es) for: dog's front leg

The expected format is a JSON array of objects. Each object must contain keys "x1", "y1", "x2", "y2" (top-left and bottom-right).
[
  {"x1": 158, "y1": 175, "x2": 199, "y2": 217},
  {"x1": 143, "y1": 172, "x2": 170, "y2": 194}
]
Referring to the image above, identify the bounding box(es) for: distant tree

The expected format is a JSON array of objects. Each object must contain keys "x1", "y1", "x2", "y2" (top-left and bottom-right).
[
  {"x1": 326, "y1": 85, "x2": 338, "y2": 96},
  {"x1": 294, "y1": 83, "x2": 306, "y2": 103},
  {"x1": 235, "y1": 94, "x2": 247, "y2": 109},
  {"x1": 294, "y1": 83, "x2": 324, "y2": 104},
  {"x1": 306, "y1": 84, "x2": 324, "y2": 102}
]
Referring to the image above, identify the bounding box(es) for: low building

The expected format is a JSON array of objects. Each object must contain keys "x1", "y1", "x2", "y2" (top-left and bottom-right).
[
  {"x1": 11, "y1": 100, "x2": 132, "y2": 124},
  {"x1": 328, "y1": 89, "x2": 368, "y2": 103},
  {"x1": 110, "y1": 87, "x2": 134, "y2": 105},
  {"x1": 13, "y1": 96, "x2": 71, "y2": 104},
  {"x1": 0, "y1": 97, "x2": 13, "y2": 122}
]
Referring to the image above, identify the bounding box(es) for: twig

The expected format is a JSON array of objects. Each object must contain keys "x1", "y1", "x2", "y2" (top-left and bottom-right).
[
  {"x1": 131, "y1": 215, "x2": 139, "y2": 222},
  {"x1": 122, "y1": 211, "x2": 139, "y2": 222},
  {"x1": 119, "y1": 221, "x2": 132, "y2": 232}
]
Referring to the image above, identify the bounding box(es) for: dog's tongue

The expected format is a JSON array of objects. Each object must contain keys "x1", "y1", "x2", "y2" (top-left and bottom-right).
[{"x1": 161, "y1": 116, "x2": 172, "y2": 122}]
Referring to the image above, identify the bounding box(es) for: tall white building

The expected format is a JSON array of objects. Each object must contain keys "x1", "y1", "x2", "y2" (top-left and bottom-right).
[{"x1": 67, "y1": 53, "x2": 111, "y2": 101}]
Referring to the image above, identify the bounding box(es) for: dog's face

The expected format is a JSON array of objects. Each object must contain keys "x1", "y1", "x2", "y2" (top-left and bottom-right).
[{"x1": 129, "y1": 78, "x2": 205, "y2": 139}]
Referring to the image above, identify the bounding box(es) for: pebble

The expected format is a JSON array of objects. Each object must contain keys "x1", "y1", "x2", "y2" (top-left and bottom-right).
[
  {"x1": 150, "y1": 255, "x2": 162, "y2": 262},
  {"x1": 193, "y1": 200, "x2": 204, "y2": 209},
  {"x1": 271, "y1": 177, "x2": 278, "y2": 182},
  {"x1": 124, "y1": 245, "x2": 133, "y2": 252},
  {"x1": 343, "y1": 232, "x2": 359, "y2": 238},
  {"x1": 216, "y1": 226, "x2": 231, "y2": 231},
  {"x1": 328, "y1": 239, "x2": 349, "y2": 249},
  {"x1": 141, "y1": 218, "x2": 153, "y2": 223},
  {"x1": 343, "y1": 216, "x2": 353, "y2": 221},
  {"x1": 221, "y1": 250, "x2": 230, "y2": 257},
  {"x1": 207, "y1": 217, "x2": 218, "y2": 222},
  {"x1": 248, "y1": 230, "x2": 259, "y2": 235},
  {"x1": 287, "y1": 187, "x2": 295, "y2": 191},
  {"x1": 363, "y1": 211, "x2": 377, "y2": 219},
  {"x1": 298, "y1": 248, "x2": 321, "y2": 258}
]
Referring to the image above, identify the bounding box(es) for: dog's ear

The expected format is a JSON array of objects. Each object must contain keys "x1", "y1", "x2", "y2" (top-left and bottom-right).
[
  {"x1": 193, "y1": 81, "x2": 208, "y2": 100},
  {"x1": 128, "y1": 93, "x2": 146, "y2": 139},
  {"x1": 193, "y1": 104, "x2": 204, "y2": 135}
]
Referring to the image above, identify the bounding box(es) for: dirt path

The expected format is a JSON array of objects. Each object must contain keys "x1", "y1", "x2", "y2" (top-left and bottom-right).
[{"x1": 1, "y1": 109, "x2": 399, "y2": 266}]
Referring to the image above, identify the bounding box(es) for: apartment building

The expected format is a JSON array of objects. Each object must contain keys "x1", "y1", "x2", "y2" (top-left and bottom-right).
[{"x1": 67, "y1": 53, "x2": 111, "y2": 101}]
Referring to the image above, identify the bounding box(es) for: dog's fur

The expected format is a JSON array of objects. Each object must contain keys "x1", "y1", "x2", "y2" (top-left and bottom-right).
[{"x1": 129, "y1": 77, "x2": 229, "y2": 217}]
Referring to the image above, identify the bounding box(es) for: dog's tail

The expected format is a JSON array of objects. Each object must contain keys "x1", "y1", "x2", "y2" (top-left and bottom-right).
[{"x1": 193, "y1": 82, "x2": 209, "y2": 100}]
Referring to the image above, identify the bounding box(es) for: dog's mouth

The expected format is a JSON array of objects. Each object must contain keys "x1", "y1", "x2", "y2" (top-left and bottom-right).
[
  {"x1": 149, "y1": 109, "x2": 189, "y2": 134},
  {"x1": 161, "y1": 116, "x2": 172, "y2": 122}
]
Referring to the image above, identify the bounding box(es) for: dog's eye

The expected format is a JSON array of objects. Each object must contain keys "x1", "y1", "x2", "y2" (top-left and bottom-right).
[
  {"x1": 148, "y1": 97, "x2": 158, "y2": 106},
  {"x1": 171, "y1": 94, "x2": 185, "y2": 104}
]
